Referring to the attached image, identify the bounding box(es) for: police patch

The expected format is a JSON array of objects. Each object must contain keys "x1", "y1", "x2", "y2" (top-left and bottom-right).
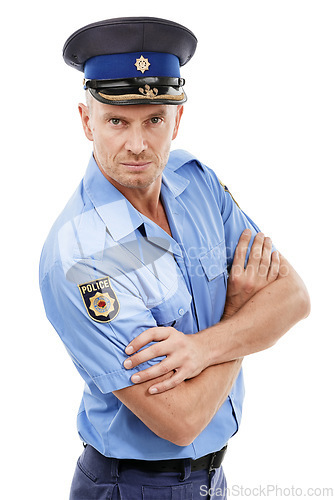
[{"x1": 78, "y1": 276, "x2": 120, "y2": 323}]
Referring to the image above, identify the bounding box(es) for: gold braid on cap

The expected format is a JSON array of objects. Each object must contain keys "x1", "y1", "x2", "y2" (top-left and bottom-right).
[{"x1": 98, "y1": 84, "x2": 184, "y2": 102}]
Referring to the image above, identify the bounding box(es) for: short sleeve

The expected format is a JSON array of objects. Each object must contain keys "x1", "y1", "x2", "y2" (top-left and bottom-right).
[
  {"x1": 220, "y1": 183, "x2": 263, "y2": 269},
  {"x1": 203, "y1": 165, "x2": 265, "y2": 270},
  {"x1": 40, "y1": 260, "x2": 158, "y2": 394}
]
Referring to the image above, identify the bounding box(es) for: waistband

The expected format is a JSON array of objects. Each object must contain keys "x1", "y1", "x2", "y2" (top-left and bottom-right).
[{"x1": 83, "y1": 444, "x2": 227, "y2": 475}]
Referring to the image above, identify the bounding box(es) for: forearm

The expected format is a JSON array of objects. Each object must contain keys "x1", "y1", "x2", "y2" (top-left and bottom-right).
[
  {"x1": 122, "y1": 238, "x2": 310, "y2": 399},
  {"x1": 202, "y1": 256, "x2": 310, "y2": 365},
  {"x1": 114, "y1": 357, "x2": 242, "y2": 446},
  {"x1": 181, "y1": 358, "x2": 242, "y2": 443}
]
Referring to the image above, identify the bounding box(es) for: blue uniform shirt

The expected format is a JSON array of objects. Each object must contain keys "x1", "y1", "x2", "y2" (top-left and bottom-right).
[{"x1": 39, "y1": 150, "x2": 261, "y2": 460}]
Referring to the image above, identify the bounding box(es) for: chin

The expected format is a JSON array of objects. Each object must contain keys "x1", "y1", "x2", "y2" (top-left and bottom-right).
[
  {"x1": 120, "y1": 170, "x2": 162, "y2": 189},
  {"x1": 126, "y1": 178, "x2": 155, "y2": 189}
]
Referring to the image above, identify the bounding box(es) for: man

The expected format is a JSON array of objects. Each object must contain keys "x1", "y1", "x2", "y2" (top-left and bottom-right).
[{"x1": 39, "y1": 17, "x2": 310, "y2": 499}]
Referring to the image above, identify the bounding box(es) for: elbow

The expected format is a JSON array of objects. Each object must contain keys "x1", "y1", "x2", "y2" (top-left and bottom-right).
[
  {"x1": 157, "y1": 415, "x2": 201, "y2": 447},
  {"x1": 172, "y1": 414, "x2": 210, "y2": 447},
  {"x1": 282, "y1": 264, "x2": 311, "y2": 322},
  {"x1": 301, "y1": 287, "x2": 311, "y2": 319},
  {"x1": 169, "y1": 434, "x2": 194, "y2": 448},
  {"x1": 159, "y1": 424, "x2": 197, "y2": 447},
  {"x1": 172, "y1": 421, "x2": 199, "y2": 447},
  {"x1": 295, "y1": 280, "x2": 311, "y2": 321},
  {"x1": 283, "y1": 279, "x2": 311, "y2": 330},
  {"x1": 278, "y1": 256, "x2": 311, "y2": 322}
]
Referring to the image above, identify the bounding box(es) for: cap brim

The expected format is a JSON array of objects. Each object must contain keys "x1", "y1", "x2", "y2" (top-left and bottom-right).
[{"x1": 89, "y1": 86, "x2": 187, "y2": 105}]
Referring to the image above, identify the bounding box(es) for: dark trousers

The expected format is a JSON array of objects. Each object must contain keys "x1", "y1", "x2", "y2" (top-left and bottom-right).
[{"x1": 69, "y1": 445, "x2": 227, "y2": 499}]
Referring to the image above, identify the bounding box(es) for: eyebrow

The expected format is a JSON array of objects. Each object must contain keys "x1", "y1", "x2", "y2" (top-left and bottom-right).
[
  {"x1": 102, "y1": 112, "x2": 124, "y2": 121},
  {"x1": 102, "y1": 107, "x2": 168, "y2": 122},
  {"x1": 146, "y1": 108, "x2": 168, "y2": 118}
]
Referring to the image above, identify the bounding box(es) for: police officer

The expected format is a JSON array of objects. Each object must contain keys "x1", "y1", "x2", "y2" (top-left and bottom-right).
[{"x1": 39, "y1": 17, "x2": 310, "y2": 499}]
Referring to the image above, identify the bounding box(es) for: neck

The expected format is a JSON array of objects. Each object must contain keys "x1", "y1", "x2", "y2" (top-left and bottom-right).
[
  {"x1": 99, "y1": 167, "x2": 163, "y2": 219},
  {"x1": 118, "y1": 179, "x2": 163, "y2": 219},
  {"x1": 98, "y1": 165, "x2": 171, "y2": 236}
]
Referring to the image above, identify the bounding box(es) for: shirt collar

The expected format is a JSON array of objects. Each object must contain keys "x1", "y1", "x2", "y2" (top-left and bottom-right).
[
  {"x1": 83, "y1": 153, "x2": 190, "y2": 241},
  {"x1": 162, "y1": 150, "x2": 190, "y2": 197},
  {"x1": 83, "y1": 154, "x2": 144, "y2": 241}
]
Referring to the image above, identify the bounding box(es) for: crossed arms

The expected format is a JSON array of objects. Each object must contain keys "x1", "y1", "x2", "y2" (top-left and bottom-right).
[{"x1": 113, "y1": 230, "x2": 310, "y2": 446}]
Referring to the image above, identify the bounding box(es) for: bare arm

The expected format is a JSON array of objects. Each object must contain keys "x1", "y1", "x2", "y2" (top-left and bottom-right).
[
  {"x1": 113, "y1": 358, "x2": 242, "y2": 446},
  {"x1": 204, "y1": 253, "x2": 309, "y2": 365},
  {"x1": 201, "y1": 230, "x2": 310, "y2": 364},
  {"x1": 123, "y1": 231, "x2": 310, "y2": 393},
  {"x1": 111, "y1": 231, "x2": 284, "y2": 446},
  {"x1": 206, "y1": 256, "x2": 310, "y2": 364}
]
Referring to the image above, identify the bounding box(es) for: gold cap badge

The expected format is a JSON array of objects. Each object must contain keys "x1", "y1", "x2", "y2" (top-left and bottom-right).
[{"x1": 135, "y1": 55, "x2": 151, "y2": 74}]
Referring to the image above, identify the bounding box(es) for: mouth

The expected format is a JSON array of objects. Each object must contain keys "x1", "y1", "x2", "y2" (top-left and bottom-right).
[{"x1": 121, "y1": 162, "x2": 152, "y2": 171}]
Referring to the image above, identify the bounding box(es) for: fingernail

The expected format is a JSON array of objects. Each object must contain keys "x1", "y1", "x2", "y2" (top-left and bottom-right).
[
  {"x1": 149, "y1": 387, "x2": 158, "y2": 394},
  {"x1": 132, "y1": 374, "x2": 140, "y2": 383},
  {"x1": 125, "y1": 345, "x2": 134, "y2": 355},
  {"x1": 124, "y1": 359, "x2": 132, "y2": 369}
]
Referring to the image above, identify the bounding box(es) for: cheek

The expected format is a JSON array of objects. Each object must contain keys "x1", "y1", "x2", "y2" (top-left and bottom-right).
[
  {"x1": 154, "y1": 126, "x2": 174, "y2": 152},
  {"x1": 93, "y1": 129, "x2": 118, "y2": 155}
]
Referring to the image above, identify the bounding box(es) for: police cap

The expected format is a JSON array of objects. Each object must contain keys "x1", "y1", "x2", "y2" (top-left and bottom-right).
[{"x1": 63, "y1": 17, "x2": 197, "y2": 105}]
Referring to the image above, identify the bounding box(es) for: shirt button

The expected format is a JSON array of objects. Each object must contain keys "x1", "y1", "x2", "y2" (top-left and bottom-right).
[{"x1": 178, "y1": 308, "x2": 184, "y2": 316}]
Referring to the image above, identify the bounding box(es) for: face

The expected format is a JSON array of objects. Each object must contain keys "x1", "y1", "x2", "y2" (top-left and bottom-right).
[{"x1": 79, "y1": 98, "x2": 183, "y2": 192}]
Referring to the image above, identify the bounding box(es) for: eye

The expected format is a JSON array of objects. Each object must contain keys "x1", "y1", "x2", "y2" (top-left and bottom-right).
[
  {"x1": 150, "y1": 117, "x2": 162, "y2": 125},
  {"x1": 110, "y1": 118, "x2": 121, "y2": 125}
]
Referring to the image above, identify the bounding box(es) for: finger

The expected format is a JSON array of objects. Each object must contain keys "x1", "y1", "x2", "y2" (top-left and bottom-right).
[
  {"x1": 247, "y1": 232, "x2": 264, "y2": 272},
  {"x1": 124, "y1": 341, "x2": 169, "y2": 369},
  {"x1": 232, "y1": 229, "x2": 252, "y2": 269},
  {"x1": 258, "y1": 237, "x2": 272, "y2": 278},
  {"x1": 267, "y1": 251, "x2": 280, "y2": 282},
  {"x1": 148, "y1": 369, "x2": 186, "y2": 394},
  {"x1": 130, "y1": 359, "x2": 172, "y2": 384},
  {"x1": 125, "y1": 327, "x2": 169, "y2": 355}
]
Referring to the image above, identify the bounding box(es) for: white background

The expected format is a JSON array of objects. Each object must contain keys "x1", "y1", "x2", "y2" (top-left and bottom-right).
[{"x1": 1, "y1": 1, "x2": 333, "y2": 498}]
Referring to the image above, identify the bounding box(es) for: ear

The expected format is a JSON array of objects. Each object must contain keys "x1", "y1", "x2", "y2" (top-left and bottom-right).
[
  {"x1": 172, "y1": 105, "x2": 184, "y2": 140},
  {"x1": 78, "y1": 103, "x2": 94, "y2": 141}
]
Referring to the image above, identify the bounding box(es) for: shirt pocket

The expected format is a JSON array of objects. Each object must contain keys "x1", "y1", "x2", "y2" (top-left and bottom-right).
[
  {"x1": 147, "y1": 278, "x2": 192, "y2": 366},
  {"x1": 199, "y1": 241, "x2": 227, "y2": 281},
  {"x1": 198, "y1": 241, "x2": 228, "y2": 319},
  {"x1": 150, "y1": 277, "x2": 192, "y2": 327}
]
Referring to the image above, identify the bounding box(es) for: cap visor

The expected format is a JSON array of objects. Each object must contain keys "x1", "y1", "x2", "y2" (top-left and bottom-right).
[{"x1": 89, "y1": 86, "x2": 186, "y2": 105}]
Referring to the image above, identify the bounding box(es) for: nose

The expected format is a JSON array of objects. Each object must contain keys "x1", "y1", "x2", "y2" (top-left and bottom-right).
[{"x1": 124, "y1": 126, "x2": 147, "y2": 155}]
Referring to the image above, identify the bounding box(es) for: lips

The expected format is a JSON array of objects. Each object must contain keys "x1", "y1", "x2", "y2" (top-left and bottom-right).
[
  {"x1": 122, "y1": 162, "x2": 150, "y2": 167},
  {"x1": 120, "y1": 161, "x2": 152, "y2": 170}
]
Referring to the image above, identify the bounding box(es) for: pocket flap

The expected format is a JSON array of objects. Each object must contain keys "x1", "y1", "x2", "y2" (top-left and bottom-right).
[
  {"x1": 199, "y1": 241, "x2": 227, "y2": 281},
  {"x1": 150, "y1": 283, "x2": 192, "y2": 326}
]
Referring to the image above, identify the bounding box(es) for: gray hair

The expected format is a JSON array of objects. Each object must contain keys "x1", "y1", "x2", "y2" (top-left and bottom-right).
[{"x1": 85, "y1": 89, "x2": 93, "y2": 112}]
